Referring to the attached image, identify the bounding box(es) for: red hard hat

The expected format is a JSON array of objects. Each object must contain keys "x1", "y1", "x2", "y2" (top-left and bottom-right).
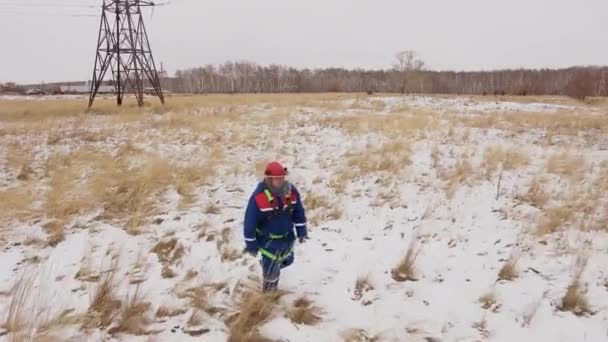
[{"x1": 265, "y1": 161, "x2": 287, "y2": 177}]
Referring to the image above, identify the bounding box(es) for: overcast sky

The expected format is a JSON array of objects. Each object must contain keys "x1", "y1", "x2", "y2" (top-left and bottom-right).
[{"x1": 0, "y1": 0, "x2": 606, "y2": 84}]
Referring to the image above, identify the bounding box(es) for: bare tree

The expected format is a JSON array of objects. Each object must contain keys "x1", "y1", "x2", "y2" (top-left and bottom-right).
[{"x1": 393, "y1": 50, "x2": 425, "y2": 94}]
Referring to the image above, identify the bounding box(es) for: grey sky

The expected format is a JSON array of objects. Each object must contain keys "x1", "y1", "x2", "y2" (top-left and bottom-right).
[{"x1": 0, "y1": 0, "x2": 606, "y2": 84}]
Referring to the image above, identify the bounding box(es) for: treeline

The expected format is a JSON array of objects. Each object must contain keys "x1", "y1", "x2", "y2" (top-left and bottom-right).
[{"x1": 165, "y1": 62, "x2": 608, "y2": 99}]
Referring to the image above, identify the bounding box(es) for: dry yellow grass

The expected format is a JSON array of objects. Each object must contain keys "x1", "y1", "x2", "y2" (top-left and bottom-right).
[
  {"x1": 43, "y1": 220, "x2": 66, "y2": 247},
  {"x1": 346, "y1": 140, "x2": 411, "y2": 178},
  {"x1": 353, "y1": 276, "x2": 374, "y2": 302},
  {"x1": 155, "y1": 305, "x2": 187, "y2": 319},
  {"x1": 2, "y1": 274, "x2": 35, "y2": 337},
  {"x1": 536, "y1": 206, "x2": 576, "y2": 235},
  {"x1": 320, "y1": 109, "x2": 437, "y2": 137},
  {"x1": 83, "y1": 258, "x2": 122, "y2": 330},
  {"x1": 329, "y1": 174, "x2": 348, "y2": 194},
  {"x1": 440, "y1": 159, "x2": 474, "y2": 198},
  {"x1": 478, "y1": 291, "x2": 497, "y2": 311},
  {"x1": 516, "y1": 177, "x2": 550, "y2": 209},
  {"x1": 2, "y1": 272, "x2": 82, "y2": 341},
  {"x1": 187, "y1": 310, "x2": 204, "y2": 327},
  {"x1": 174, "y1": 163, "x2": 214, "y2": 210},
  {"x1": 113, "y1": 285, "x2": 152, "y2": 335},
  {"x1": 151, "y1": 238, "x2": 185, "y2": 266},
  {"x1": 482, "y1": 145, "x2": 530, "y2": 179},
  {"x1": 465, "y1": 110, "x2": 608, "y2": 135},
  {"x1": 227, "y1": 290, "x2": 284, "y2": 342},
  {"x1": 391, "y1": 237, "x2": 421, "y2": 282},
  {"x1": 558, "y1": 255, "x2": 592, "y2": 316},
  {"x1": 0, "y1": 184, "x2": 36, "y2": 223},
  {"x1": 546, "y1": 152, "x2": 585, "y2": 177},
  {"x1": 177, "y1": 285, "x2": 212, "y2": 313},
  {"x1": 304, "y1": 192, "x2": 330, "y2": 211},
  {"x1": 287, "y1": 297, "x2": 322, "y2": 325},
  {"x1": 341, "y1": 328, "x2": 382, "y2": 342},
  {"x1": 497, "y1": 252, "x2": 519, "y2": 282}
]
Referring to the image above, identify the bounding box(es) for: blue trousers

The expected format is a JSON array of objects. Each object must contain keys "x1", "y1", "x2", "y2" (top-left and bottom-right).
[{"x1": 259, "y1": 239, "x2": 294, "y2": 292}]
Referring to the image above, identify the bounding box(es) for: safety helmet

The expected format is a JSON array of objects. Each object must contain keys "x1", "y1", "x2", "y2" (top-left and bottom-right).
[{"x1": 264, "y1": 161, "x2": 288, "y2": 178}]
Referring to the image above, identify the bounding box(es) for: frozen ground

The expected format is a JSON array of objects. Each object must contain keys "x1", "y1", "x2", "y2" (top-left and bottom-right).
[{"x1": 0, "y1": 95, "x2": 607, "y2": 341}]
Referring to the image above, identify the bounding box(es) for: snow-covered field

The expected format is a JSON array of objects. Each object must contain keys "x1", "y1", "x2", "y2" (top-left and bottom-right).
[{"x1": 1, "y1": 94, "x2": 607, "y2": 341}]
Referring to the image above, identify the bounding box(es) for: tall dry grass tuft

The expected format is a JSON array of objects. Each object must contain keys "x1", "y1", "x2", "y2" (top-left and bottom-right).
[
  {"x1": 3, "y1": 271, "x2": 81, "y2": 341},
  {"x1": 516, "y1": 177, "x2": 549, "y2": 209},
  {"x1": 558, "y1": 255, "x2": 593, "y2": 316},
  {"x1": 113, "y1": 285, "x2": 152, "y2": 335},
  {"x1": 440, "y1": 159, "x2": 474, "y2": 198},
  {"x1": 151, "y1": 238, "x2": 185, "y2": 268},
  {"x1": 391, "y1": 237, "x2": 421, "y2": 282},
  {"x1": 478, "y1": 291, "x2": 498, "y2": 311},
  {"x1": 83, "y1": 257, "x2": 122, "y2": 330},
  {"x1": 43, "y1": 220, "x2": 66, "y2": 247},
  {"x1": 353, "y1": 275, "x2": 374, "y2": 302},
  {"x1": 287, "y1": 297, "x2": 322, "y2": 325},
  {"x1": 2, "y1": 273, "x2": 35, "y2": 337},
  {"x1": 227, "y1": 291, "x2": 284, "y2": 342},
  {"x1": 497, "y1": 252, "x2": 520, "y2": 282}
]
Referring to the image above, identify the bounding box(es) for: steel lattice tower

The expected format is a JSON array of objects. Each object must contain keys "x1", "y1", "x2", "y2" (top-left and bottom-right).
[{"x1": 88, "y1": 0, "x2": 164, "y2": 107}]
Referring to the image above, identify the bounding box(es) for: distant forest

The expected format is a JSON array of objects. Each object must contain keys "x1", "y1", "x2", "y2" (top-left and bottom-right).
[
  {"x1": 4, "y1": 51, "x2": 607, "y2": 99},
  {"x1": 167, "y1": 63, "x2": 607, "y2": 100}
]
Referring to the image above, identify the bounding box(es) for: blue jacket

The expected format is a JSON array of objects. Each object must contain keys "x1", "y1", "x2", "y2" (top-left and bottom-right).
[{"x1": 244, "y1": 181, "x2": 307, "y2": 252}]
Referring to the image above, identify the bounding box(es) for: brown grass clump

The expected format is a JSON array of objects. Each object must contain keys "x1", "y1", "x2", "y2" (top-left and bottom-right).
[
  {"x1": 151, "y1": 238, "x2": 185, "y2": 266},
  {"x1": 227, "y1": 291, "x2": 284, "y2": 342},
  {"x1": 177, "y1": 285, "x2": 211, "y2": 313},
  {"x1": 113, "y1": 285, "x2": 152, "y2": 335},
  {"x1": 320, "y1": 110, "x2": 437, "y2": 136},
  {"x1": 497, "y1": 252, "x2": 520, "y2": 282},
  {"x1": 161, "y1": 266, "x2": 177, "y2": 279},
  {"x1": 536, "y1": 206, "x2": 575, "y2": 235},
  {"x1": 305, "y1": 192, "x2": 330, "y2": 211},
  {"x1": 43, "y1": 220, "x2": 66, "y2": 247},
  {"x1": 2, "y1": 272, "x2": 82, "y2": 340},
  {"x1": 0, "y1": 185, "x2": 36, "y2": 221},
  {"x1": 479, "y1": 291, "x2": 497, "y2": 310},
  {"x1": 466, "y1": 110, "x2": 608, "y2": 135},
  {"x1": 205, "y1": 203, "x2": 221, "y2": 215},
  {"x1": 440, "y1": 160, "x2": 474, "y2": 198},
  {"x1": 546, "y1": 152, "x2": 585, "y2": 178},
  {"x1": 353, "y1": 276, "x2": 374, "y2": 301},
  {"x1": 155, "y1": 305, "x2": 187, "y2": 319},
  {"x1": 346, "y1": 140, "x2": 411, "y2": 176},
  {"x1": 482, "y1": 145, "x2": 530, "y2": 179},
  {"x1": 174, "y1": 163, "x2": 213, "y2": 210},
  {"x1": 287, "y1": 297, "x2": 322, "y2": 325},
  {"x1": 516, "y1": 177, "x2": 550, "y2": 209},
  {"x1": 558, "y1": 255, "x2": 593, "y2": 316},
  {"x1": 391, "y1": 237, "x2": 421, "y2": 282},
  {"x1": 341, "y1": 328, "x2": 382, "y2": 342},
  {"x1": 2, "y1": 274, "x2": 35, "y2": 337},
  {"x1": 329, "y1": 175, "x2": 348, "y2": 194},
  {"x1": 83, "y1": 260, "x2": 122, "y2": 330}
]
